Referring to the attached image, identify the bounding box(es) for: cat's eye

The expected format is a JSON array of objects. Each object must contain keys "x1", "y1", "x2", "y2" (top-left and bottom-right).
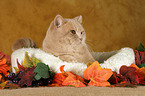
[
  {"x1": 71, "y1": 30, "x2": 76, "y2": 34},
  {"x1": 81, "y1": 32, "x2": 83, "y2": 34}
]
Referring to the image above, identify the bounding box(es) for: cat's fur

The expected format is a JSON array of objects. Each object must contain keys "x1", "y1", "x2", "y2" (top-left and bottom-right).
[
  {"x1": 12, "y1": 15, "x2": 96, "y2": 63},
  {"x1": 12, "y1": 37, "x2": 37, "y2": 51}
]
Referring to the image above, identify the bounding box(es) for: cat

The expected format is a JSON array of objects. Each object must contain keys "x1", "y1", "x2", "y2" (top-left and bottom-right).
[
  {"x1": 12, "y1": 37, "x2": 37, "y2": 51},
  {"x1": 12, "y1": 15, "x2": 96, "y2": 63},
  {"x1": 12, "y1": 15, "x2": 135, "y2": 75}
]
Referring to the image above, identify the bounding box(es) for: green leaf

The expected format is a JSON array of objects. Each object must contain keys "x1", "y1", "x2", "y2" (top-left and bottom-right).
[
  {"x1": 33, "y1": 63, "x2": 50, "y2": 80},
  {"x1": 22, "y1": 52, "x2": 33, "y2": 68},
  {"x1": 34, "y1": 74, "x2": 41, "y2": 80},
  {"x1": 138, "y1": 63, "x2": 145, "y2": 68},
  {"x1": 138, "y1": 42, "x2": 145, "y2": 52}
]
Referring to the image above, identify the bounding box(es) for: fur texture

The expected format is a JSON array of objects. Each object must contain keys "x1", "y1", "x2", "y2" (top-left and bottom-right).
[
  {"x1": 42, "y1": 15, "x2": 95, "y2": 63},
  {"x1": 11, "y1": 47, "x2": 135, "y2": 77},
  {"x1": 12, "y1": 37, "x2": 37, "y2": 51}
]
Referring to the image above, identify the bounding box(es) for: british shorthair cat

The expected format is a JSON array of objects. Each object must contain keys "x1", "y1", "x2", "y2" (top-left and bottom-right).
[{"x1": 12, "y1": 15, "x2": 95, "y2": 63}]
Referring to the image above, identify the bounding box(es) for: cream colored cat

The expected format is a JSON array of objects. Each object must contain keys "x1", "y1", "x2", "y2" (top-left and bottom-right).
[
  {"x1": 11, "y1": 15, "x2": 135, "y2": 75},
  {"x1": 12, "y1": 15, "x2": 95, "y2": 63}
]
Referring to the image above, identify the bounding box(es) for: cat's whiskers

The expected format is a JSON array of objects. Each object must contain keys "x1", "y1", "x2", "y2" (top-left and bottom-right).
[{"x1": 86, "y1": 40, "x2": 97, "y2": 52}]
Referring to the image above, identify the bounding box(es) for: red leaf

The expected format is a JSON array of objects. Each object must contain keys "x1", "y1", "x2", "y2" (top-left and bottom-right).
[
  {"x1": 119, "y1": 65, "x2": 139, "y2": 85},
  {"x1": 140, "y1": 51, "x2": 145, "y2": 64},
  {"x1": 135, "y1": 49, "x2": 141, "y2": 65},
  {"x1": 108, "y1": 72, "x2": 123, "y2": 84},
  {"x1": 0, "y1": 52, "x2": 5, "y2": 59},
  {"x1": 16, "y1": 59, "x2": 25, "y2": 72},
  {"x1": 135, "y1": 48, "x2": 145, "y2": 66},
  {"x1": 17, "y1": 67, "x2": 36, "y2": 87}
]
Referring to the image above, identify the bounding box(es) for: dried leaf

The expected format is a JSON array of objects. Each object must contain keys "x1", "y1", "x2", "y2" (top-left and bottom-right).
[
  {"x1": 108, "y1": 72, "x2": 123, "y2": 84},
  {"x1": 18, "y1": 67, "x2": 36, "y2": 87},
  {"x1": 0, "y1": 52, "x2": 5, "y2": 59},
  {"x1": 0, "y1": 59, "x2": 6, "y2": 65},
  {"x1": 62, "y1": 75, "x2": 86, "y2": 87},
  {"x1": 0, "y1": 81, "x2": 8, "y2": 89},
  {"x1": 52, "y1": 65, "x2": 86, "y2": 87},
  {"x1": 0, "y1": 74, "x2": 5, "y2": 82},
  {"x1": 0, "y1": 59, "x2": 10, "y2": 76},
  {"x1": 16, "y1": 59, "x2": 25, "y2": 72},
  {"x1": 84, "y1": 61, "x2": 113, "y2": 86},
  {"x1": 119, "y1": 65, "x2": 139, "y2": 84},
  {"x1": 52, "y1": 73, "x2": 66, "y2": 86},
  {"x1": 135, "y1": 42, "x2": 145, "y2": 66},
  {"x1": 22, "y1": 52, "x2": 33, "y2": 68},
  {"x1": 5, "y1": 83, "x2": 20, "y2": 89},
  {"x1": 112, "y1": 82, "x2": 137, "y2": 88},
  {"x1": 31, "y1": 57, "x2": 41, "y2": 66}
]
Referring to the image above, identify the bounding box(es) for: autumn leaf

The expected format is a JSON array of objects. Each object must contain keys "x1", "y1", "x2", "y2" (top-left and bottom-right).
[
  {"x1": 119, "y1": 65, "x2": 139, "y2": 84},
  {"x1": 22, "y1": 52, "x2": 33, "y2": 68},
  {"x1": 108, "y1": 72, "x2": 123, "y2": 84},
  {"x1": 52, "y1": 65, "x2": 86, "y2": 87},
  {"x1": 62, "y1": 75, "x2": 86, "y2": 87},
  {"x1": 0, "y1": 81, "x2": 8, "y2": 89},
  {"x1": 17, "y1": 67, "x2": 36, "y2": 87},
  {"x1": 5, "y1": 83, "x2": 20, "y2": 89},
  {"x1": 0, "y1": 52, "x2": 5, "y2": 59},
  {"x1": 135, "y1": 42, "x2": 145, "y2": 66},
  {"x1": 84, "y1": 61, "x2": 113, "y2": 87},
  {"x1": 33, "y1": 62, "x2": 50, "y2": 80},
  {"x1": 31, "y1": 57, "x2": 41, "y2": 66},
  {"x1": 22, "y1": 52, "x2": 41, "y2": 68},
  {"x1": 52, "y1": 73, "x2": 66, "y2": 86},
  {"x1": 16, "y1": 59, "x2": 25, "y2": 72},
  {"x1": 0, "y1": 58, "x2": 10, "y2": 77}
]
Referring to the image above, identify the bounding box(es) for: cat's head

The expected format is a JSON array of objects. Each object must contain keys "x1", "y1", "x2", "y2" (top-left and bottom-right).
[{"x1": 46, "y1": 15, "x2": 86, "y2": 45}]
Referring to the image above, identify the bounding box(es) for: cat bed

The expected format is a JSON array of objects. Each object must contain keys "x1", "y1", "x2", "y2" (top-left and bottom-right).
[{"x1": 11, "y1": 47, "x2": 135, "y2": 77}]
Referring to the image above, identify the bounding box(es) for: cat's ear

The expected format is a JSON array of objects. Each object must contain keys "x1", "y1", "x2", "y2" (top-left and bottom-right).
[
  {"x1": 74, "y1": 15, "x2": 82, "y2": 23},
  {"x1": 54, "y1": 15, "x2": 64, "y2": 28}
]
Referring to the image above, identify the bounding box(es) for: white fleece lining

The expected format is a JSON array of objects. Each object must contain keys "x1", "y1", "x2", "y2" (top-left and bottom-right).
[{"x1": 11, "y1": 47, "x2": 135, "y2": 77}]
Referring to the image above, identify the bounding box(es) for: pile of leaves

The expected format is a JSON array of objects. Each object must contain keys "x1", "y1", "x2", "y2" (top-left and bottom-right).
[
  {"x1": 52, "y1": 61, "x2": 113, "y2": 87},
  {"x1": 0, "y1": 42, "x2": 145, "y2": 89},
  {"x1": 0, "y1": 52, "x2": 11, "y2": 83},
  {"x1": 0, "y1": 52, "x2": 54, "y2": 89},
  {"x1": 108, "y1": 42, "x2": 145, "y2": 87}
]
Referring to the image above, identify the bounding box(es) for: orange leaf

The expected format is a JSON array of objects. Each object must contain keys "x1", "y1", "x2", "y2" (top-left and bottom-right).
[
  {"x1": 52, "y1": 65, "x2": 86, "y2": 87},
  {"x1": 52, "y1": 73, "x2": 66, "y2": 86},
  {"x1": 84, "y1": 61, "x2": 113, "y2": 86},
  {"x1": 129, "y1": 64, "x2": 139, "y2": 69},
  {"x1": 0, "y1": 81, "x2": 8, "y2": 89},
  {"x1": 0, "y1": 59, "x2": 6, "y2": 65},
  {"x1": 137, "y1": 67, "x2": 145, "y2": 78},
  {"x1": 62, "y1": 75, "x2": 86, "y2": 87},
  {"x1": 0, "y1": 59, "x2": 10, "y2": 76},
  {"x1": 60, "y1": 65, "x2": 65, "y2": 73}
]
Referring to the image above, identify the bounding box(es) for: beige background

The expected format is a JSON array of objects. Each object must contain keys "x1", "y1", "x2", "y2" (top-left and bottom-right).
[{"x1": 0, "y1": 0, "x2": 145, "y2": 55}]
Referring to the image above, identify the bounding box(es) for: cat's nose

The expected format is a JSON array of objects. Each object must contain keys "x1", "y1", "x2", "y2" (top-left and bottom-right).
[{"x1": 80, "y1": 38, "x2": 82, "y2": 41}]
